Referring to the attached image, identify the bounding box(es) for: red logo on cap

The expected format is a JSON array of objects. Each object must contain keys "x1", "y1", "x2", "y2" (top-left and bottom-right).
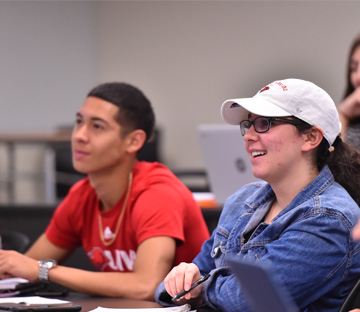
[
  {"x1": 260, "y1": 86, "x2": 269, "y2": 93},
  {"x1": 274, "y1": 81, "x2": 288, "y2": 91}
]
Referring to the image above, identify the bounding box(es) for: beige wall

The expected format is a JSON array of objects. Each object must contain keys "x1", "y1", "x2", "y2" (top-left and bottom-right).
[
  {"x1": 95, "y1": 1, "x2": 360, "y2": 169},
  {"x1": 0, "y1": 1, "x2": 359, "y2": 202}
]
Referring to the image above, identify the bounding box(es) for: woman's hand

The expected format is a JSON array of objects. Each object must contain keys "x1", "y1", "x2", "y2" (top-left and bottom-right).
[{"x1": 164, "y1": 262, "x2": 202, "y2": 301}]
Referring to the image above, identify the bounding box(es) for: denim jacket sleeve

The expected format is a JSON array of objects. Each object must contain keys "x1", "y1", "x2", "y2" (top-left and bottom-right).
[
  {"x1": 154, "y1": 230, "x2": 255, "y2": 311},
  {"x1": 191, "y1": 209, "x2": 359, "y2": 312},
  {"x1": 155, "y1": 168, "x2": 360, "y2": 312},
  {"x1": 155, "y1": 212, "x2": 359, "y2": 312}
]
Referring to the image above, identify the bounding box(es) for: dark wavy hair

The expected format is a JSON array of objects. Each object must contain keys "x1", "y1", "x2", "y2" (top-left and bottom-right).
[
  {"x1": 343, "y1": 34, "x2": 360, "y2": 100},
  {"x1": 294, "y1": 117, "x2": 360, "y2": 206},
  {"x1": 87, "y1": 82, "x2": 155, "y2": 142}
]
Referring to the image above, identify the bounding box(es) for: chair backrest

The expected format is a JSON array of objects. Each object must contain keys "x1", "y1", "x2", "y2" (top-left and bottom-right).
[
  {"x1": 53, "y1": 128, "x2": 162, "y2": 199},
  {"x1": 339, "y1": 278, "x2": 360, "y2": 312},
  {"x1": 1, "y1": 230, "x2": 31, "y2": 253}
]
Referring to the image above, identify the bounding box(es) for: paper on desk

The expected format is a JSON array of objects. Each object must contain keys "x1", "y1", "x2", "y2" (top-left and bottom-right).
[
  {"x1": 0, "y1": 277, "x2": 29, "y2": 290},
  {"x1": 88, "y1": 303, "x2": 194, "y2": 312},
  {"x1": 0, "y1": 296, "x2": 71, "y2": 305}
]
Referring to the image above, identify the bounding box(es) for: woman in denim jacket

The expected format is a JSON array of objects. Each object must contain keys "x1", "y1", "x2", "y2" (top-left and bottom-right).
[{"x1": 155, "y1": 79, "x2": 360, "y2": 312}]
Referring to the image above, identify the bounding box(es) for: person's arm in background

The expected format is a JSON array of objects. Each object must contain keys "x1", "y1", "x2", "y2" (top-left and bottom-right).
[
  {"x1": 349, "y1": 220, "x2": 360, "y2": 311},
  {"x1": 0, "y1": 233, "x2": 176, "y2": 300},
  {"x1": 345, "y1": 216, "x2": 360, "y2": 312},
  {"x1": 338, "y1": 87, "x2": 360, "y2": 140},
  {"x1": 352, "y1": 219, "x2": 360, "y2": 241}
]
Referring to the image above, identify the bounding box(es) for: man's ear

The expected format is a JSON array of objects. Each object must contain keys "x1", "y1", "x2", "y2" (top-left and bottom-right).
[
  {"x1": 301, "y1": 127, "x2": 323, "y2": 152},
  {"x1": 125, "y1": 129, "x2": 147, "y2": 154}
]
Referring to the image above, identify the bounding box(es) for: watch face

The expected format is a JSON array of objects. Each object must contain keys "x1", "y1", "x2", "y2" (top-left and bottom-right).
[
  {"x1": 42, "y1": 259, "x2": 57, "y2": 268},
  {"x1": 39, "y1": 259, "x2": 57, "y2": 281}
]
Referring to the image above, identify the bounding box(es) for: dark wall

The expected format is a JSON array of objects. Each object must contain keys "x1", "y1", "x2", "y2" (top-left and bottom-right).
[
  {"x1": 0, "y1": 205, "x2": 220, "y2": 269},
  {"x1": 0, "y1": 205, "x2": 95, "y2": 271}
]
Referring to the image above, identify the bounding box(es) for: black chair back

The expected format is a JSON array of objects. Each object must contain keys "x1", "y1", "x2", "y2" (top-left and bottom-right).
[
  {"x1": 1, "y1": 230, "x2": 31, "y2": 253},
  {"x1": 339, "y1": 278, "x2": 360, "y2": 312}
]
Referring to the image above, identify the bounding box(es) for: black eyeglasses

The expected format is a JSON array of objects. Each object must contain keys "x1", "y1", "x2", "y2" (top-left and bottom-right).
[{"x1": 240, "y1": 116, "x2": 300, "y2": 136}]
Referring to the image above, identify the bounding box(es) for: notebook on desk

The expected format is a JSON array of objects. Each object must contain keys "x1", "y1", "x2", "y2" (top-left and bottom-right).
[
  {"x1": 227, "y1": 257, "x2": 299, "y2": 312},
  {"x1": 197, "y1": 124, "x2": 258, "y2": 206}
]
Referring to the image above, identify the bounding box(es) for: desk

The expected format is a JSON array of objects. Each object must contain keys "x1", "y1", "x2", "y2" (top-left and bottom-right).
[
  {"x1": 0, "y1": 293, "x2": 162, "y2": 311},
  {"x1": 67, "y1": 292, "x2": 163, "y2": 310},
  {"x1": 0, "y1": 131, "x2": 71, "y2": 203},
  {"x1": 63, "y1": 292, "x2": 213, "y2": 311},
  {"x1": 0, "y1": 292, "x2": 213, "y2": 311}
]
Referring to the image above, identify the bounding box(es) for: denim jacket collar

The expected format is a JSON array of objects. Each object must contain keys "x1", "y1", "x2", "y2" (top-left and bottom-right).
[{"x1": 245, "y1": 165, "x2": 334, "y2": 223}]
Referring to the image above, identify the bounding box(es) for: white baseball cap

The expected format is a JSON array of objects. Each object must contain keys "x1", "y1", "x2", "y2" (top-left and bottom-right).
[{"x1": 221, "y1": 78, "x2": 341, "y2": 146}]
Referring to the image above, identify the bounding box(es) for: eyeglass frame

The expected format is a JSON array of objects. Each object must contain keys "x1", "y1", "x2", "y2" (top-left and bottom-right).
[{"x1": 239, "y1": 116, "x2": 301, "y2": 136}]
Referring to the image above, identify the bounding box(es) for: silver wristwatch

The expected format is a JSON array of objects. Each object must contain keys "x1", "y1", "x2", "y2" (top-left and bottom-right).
[{"x1": 38, "y1": 259, "x2": 57, "y2": 281}]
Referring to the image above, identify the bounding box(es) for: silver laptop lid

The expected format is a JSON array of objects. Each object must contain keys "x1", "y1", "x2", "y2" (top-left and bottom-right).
[
  {"x1": 227, "y1": 257, "x2": 299, "y2": 312},
  {"x1": 197, "y1": 124, "x2": 257, "y2": 206}
]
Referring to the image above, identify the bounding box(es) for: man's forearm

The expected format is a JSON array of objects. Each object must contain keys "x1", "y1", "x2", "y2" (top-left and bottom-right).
[{"x1": 48, "y1": 265, "x2": 163, "y2": 300}]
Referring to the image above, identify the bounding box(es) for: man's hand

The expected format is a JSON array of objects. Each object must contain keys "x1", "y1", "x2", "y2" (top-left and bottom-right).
[{"x1": 0, "y1": 250, "x2": 39, "y2": 281}]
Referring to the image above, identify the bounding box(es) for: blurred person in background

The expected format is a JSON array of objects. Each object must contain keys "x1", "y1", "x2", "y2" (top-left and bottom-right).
[{"x1": 338, "y1": 33, "x2": 360, "y2": 150}]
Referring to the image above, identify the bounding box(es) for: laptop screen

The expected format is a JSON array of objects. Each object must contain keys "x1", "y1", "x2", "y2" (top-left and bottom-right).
[
  {"x1": 227, "y1": 257, "x2": 299, "y2": 312},
  {"x1": 197, "y1": 124, "x2": 258, "y2": 206}
]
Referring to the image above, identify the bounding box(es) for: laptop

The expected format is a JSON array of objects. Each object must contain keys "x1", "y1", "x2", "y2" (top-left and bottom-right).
[
  {"x1": 197, "y1": 124, "x2": 258, "y2": 206},
  {"x1": 227, "y1": 257, "x2": 299, "y2": 312}
]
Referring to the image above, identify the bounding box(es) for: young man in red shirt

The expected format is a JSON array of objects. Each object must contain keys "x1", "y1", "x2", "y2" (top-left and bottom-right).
[{"x1": 0, "y1": 82, "x2": 209, "y2": 300}]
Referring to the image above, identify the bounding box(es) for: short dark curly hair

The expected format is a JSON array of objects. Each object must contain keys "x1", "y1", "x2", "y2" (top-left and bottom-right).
[{"x1": 87, "y1": 82, "x2": 155, "y2": 142}]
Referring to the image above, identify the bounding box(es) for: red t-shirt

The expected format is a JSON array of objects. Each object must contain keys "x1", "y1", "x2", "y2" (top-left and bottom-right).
[{"x1": 46, "y1": 161, "x2": 210, "y2": 272}]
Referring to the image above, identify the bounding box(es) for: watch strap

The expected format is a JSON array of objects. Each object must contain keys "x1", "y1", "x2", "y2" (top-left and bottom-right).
[{"x1": 38, "y1": 259, "x2": 57, "y2": 281}]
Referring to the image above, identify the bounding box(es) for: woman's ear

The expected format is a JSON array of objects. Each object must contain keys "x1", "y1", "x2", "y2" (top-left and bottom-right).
[
  {"x1": 125, "y1": 130, "x2": 147, "y2": 154},
  {"x1": 301, "y1": 127, "x2": 323, "y2": 152}
]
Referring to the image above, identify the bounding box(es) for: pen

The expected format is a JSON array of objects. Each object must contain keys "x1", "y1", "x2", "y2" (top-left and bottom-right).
[{"x1": 171, "y1": 273, "x2": 210, "y2": 301}]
